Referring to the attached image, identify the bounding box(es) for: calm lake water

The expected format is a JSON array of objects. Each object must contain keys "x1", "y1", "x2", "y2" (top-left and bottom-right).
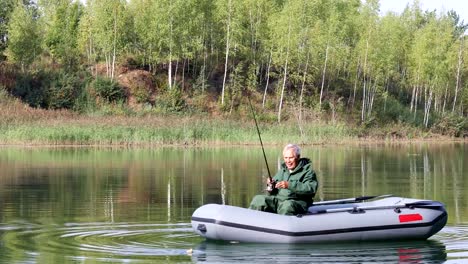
[{"x1": 0, "y1": 143, "x2": 467, "y2": 263}]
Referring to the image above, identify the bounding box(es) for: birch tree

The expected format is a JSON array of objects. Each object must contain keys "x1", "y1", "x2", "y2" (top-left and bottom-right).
[
  {"x1": 82, "y1": 0, "x2": 128, "y2": 80},
  {"x1": 0, "y1": 0, "x2": 16, "y2": 60},
  {"x1": 409, "y1": 12, "x2": 454, "y2": 127},
  {"x1": 355, "y1": 0, "x2": 379, "y2": 122},
  {"x1": 269, "y1": 0, "x2": 298, "y2": 123},
  {"x1": 452, "y1": 37, "x2": 464, "y2": 113},
  {"x1": 5, "y1": 1, "x2": 42, "y2": 72},
  {"x1": 219, "y1": 0, "x2": 232, "y2": 105},
  {"x1": 41, "y1": 0, "x2": 83, "y2": 68}
]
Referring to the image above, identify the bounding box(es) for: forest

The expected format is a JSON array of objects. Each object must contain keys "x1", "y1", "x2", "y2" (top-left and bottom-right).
[{"x1": 1, "y1": 0, "x2": 468, "y2": 141}]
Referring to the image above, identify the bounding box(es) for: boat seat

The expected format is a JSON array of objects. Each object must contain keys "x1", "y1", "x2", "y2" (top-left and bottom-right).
[{"x1": 307, "y1": 203, "x2": 360, "y2": 214}]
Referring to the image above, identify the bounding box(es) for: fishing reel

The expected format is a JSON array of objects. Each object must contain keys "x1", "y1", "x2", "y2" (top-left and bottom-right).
[{"x1": 266, "y1": 180, "x2": 278, "y2": 195}]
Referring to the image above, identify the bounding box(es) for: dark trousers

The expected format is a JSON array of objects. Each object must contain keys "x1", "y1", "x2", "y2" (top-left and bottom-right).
[{"x1": 248, "y1": 194, "x2": 308, "y2": 215}]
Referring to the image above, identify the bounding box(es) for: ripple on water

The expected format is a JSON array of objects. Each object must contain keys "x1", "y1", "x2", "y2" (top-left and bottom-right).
[
  {"x1": 2, "y1": 223, "x2": 468, "y2": 263},
  {"x1": 0, "y1": 221, "x2": 198, "y2": 262},
  {"x1": 434, "y1": 225, "x2": 468, "y2": 261}
]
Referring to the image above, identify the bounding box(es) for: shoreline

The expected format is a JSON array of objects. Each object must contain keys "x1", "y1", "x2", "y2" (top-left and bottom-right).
[
  {"x1": 0, "y1": 136, "x2": 465, "y2": 148},
  {"x1": 1, "y1": 99, "x2": 466, "y2": 147}
]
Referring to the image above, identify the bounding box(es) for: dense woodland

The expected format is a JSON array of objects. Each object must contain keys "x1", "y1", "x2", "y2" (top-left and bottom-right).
[{"x1": 1, "y1": 0, "x2": 468, "y2": 137}]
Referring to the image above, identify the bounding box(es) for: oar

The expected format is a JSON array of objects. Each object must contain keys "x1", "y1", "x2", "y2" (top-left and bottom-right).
[
  {"x1": 313, "y1": 194, "x2": 393, "y2": 206},
  {"x1": 314, "y1": 200, "x2": 444, "y2": 214}
]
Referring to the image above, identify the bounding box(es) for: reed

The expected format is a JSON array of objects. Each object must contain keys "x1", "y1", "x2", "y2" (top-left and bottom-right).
[
  {"x1": 0, "y1": 87, "x2": 356, "y2": 145},
  {"x1": 0, "y1": 118, "x2": 354, "y2": 146}
]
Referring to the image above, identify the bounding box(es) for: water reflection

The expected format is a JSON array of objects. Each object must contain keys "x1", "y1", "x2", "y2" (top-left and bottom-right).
[
  {"x1": 0, "y1": 144, "x2": 466, "y2": 262},
  {"x1": 192, "y1": 240, "x2": 447, "y2": 263}
]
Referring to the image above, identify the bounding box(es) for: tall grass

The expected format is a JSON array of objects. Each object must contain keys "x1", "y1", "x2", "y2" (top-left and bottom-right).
[
  {"x1": 0, "y1": 88, "x2": 351, "y2": 145},
  {"x1": 0, "y1": 86, "x2": 442, "y2": 146},
  {"x1": 0, "y1": 115, "x2": 355, "y2": 146}
]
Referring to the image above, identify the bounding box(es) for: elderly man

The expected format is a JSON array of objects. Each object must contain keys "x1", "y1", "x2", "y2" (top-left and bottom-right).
[{"x1": 249, "y1": 144, "x2": 318, "y2": 215}]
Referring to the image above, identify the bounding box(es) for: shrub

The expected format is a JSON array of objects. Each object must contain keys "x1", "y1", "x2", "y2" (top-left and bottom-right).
[
  {"x1": 374, "y1": 95, "x2": 422, "y2": 126},
  {"x1": 91, "y1": 76, "x2": 126, "y2": 103},
  {"x1": 12, "y1": 72, "x2": 46, "y2": 108},
  {"x1": 155, "y1": 86, "x2": 185, "y2": 112},
  {"x1": 188, "y1": 90, "x2": 211, "y2": 113},
  {"x1": 47, "y1": 71, "x2": 81, "y2": 109},
  {"x1": 120, "y1": 55, "x2": 140, "y2": 70},
  {"x1": 430, "y1": 114, "x2": 467, "y2": 137},
  {"x1": 133, "y1": 85, "x2": 151, "y2": 104},
  {"x1": 74, "y1": 85, "x2": 96, "y2": 113}
]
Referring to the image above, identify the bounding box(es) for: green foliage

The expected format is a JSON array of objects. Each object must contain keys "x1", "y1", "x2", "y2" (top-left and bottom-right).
[
  {"x1": 120, "y1": 56, "x2": 140, "y2": 70},
  {"x1": 189, "y1": 91, "x2": 211, "y2": 113},
  {"x1": 9, "y1": 69, "x2": 86, "y2": 109},
  {"x1": 5, "y1": 2, "x2": 42, "y2": 71},
  {"x1": 93, "y1": 100, "x2": 134, "y2": 116},
  {"x1": 12, "y1": 72, "x2": 46, "y2": 107},
  {"x1": 430, "y1": 114, "x2": 468, "y2": 137},
  {"x1": 255, "y1": 110, "x2": 277, "y2": 123},
  {"x1": 375, "y1": 95, "x2": 415, "y2": 125},
  {"x1": 155, "y1": 86, "x2": 186, "y2": 113},
  {"x1": 42, "y1": 0, "x2": 83, "y2": 68},
  {"x1": 78, "y1": 0, "x2": 130, "y2": 78},
  {"x1": 132, "y1": 85, "x2": 151, "y2": 104},
  {"x1": 221, "y1": 63, "x2": 245, "y2": 112},
  {"x1": 46, "y1": 71, "x2": 82, "y2": 109},
  {"x1": 0, "y1": 0, "x2": 467, "y2": 138},
  {"x1": 91, "y1": 76, "x2": 126, "y2": 103},
  {"x1": 0, "y1": 0, "x2": 16, "y2": 60},
  {"x1": 74, "y1": 84, "x2": 96, "y2": 113}
]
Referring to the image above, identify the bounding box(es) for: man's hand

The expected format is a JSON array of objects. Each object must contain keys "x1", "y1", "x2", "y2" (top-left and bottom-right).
[{"x1": 276, "y1": 181, "x2": 289, "y2": 189}]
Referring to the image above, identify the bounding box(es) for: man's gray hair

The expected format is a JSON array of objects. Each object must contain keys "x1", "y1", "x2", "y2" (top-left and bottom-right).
[{"x1": 283, "y1": 144, "x2": 301, "y2": 157}]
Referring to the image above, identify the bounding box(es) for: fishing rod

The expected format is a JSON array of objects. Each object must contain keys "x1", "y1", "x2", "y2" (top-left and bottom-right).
[{"x1": 247, "y1": 95, "x2": 276, "y2": 193}]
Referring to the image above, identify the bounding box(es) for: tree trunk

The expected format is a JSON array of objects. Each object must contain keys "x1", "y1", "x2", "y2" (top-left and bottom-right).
[
  {"x1": 411, "y1": 64, "x2": 421, "y2": 112},
  {"x1": 361, "y1": 77, "x2": 367, "y2": 122},
  {"x1": 453, "y1": 37, "x2": 463, "y2": 113},
  {"x1": 299, "y1": 51, "x2": 310, "y2": 122},
  {"x1": 319, "y1": 43, "x2": 329, "y2": 108},
  {"x1": 361, "y1": 37, "x2": 370, "y2": 122},
  {"x1": 278, "y1": 59, "x2": 288, "y2": 123},
  {"x1": 248, "y1": 8, "x2": 259, "y2": 66},
  {"x1": 350, "y1": 59, "x2": 361, "y2": 109},
  {"x1": 424, "y1": 89, "x2": 433, "y2": 128},
  {"x1": 368, "y1": 78, "x2": 377, "y2": 118},
  {"x1": 278, "y1": 22, "x2": 291, "y2": 123},
  {"x1": 173, "y1": 59, "x2": 179, "y2": 88},
  {"x1": 202, "y1": 50, "x2": 207, "y2": 92},
  {"x1": 221, "y1": 0, "x2": 232, "y2": 106},
  {"x1": 410, "y1": 84, "x2": 416, "y2": 111},
  {"x1": 442, "y1": 83, "x2": 448, "y2": 114},
  {"x1": 167, "y1": 1, "x2": 173, "y2": 90},
  {"x1": 262, "y1": 51, "x2": 272, "y2": 108},
  {"x1": 111, "y1": 7, "x2": 117, "y2": 80},
  {"x1": 87, "y1": 37, "x2": 93, "y2": 66},
  {"x1": 182, "y1": 58, "x2": 186, "y2": 90},
  {"x1": 105, "y1": 54, "x2": 110, "y2": 78},
  {"x1": 413, "y1": 85, "x2": 419, "y2": 120}
]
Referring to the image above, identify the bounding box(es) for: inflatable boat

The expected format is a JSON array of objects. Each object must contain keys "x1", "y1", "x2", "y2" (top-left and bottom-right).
[{"x1": 191, "y1": 195, "x2": 447, "y2": 243}]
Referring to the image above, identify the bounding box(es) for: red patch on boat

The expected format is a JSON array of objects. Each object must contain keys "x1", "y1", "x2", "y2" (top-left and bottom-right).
[{"x1": 399, "y1": 214, "x2": 423, "y2": 223}]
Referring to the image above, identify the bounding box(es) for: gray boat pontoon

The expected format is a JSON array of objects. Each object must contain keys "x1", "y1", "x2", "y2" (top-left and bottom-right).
[{"x1": 191, "y1": 195, "x2": 447, "y2": 243}]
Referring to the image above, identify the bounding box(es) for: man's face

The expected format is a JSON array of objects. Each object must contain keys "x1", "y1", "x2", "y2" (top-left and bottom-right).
[{"x1": 283, "y1": 148, "x2": 299, "y2": 170}]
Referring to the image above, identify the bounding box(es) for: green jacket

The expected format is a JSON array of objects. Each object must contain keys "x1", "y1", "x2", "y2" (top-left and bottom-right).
[{"x1": 272, "y1": 158, "x2": 318, "y2": 204}]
